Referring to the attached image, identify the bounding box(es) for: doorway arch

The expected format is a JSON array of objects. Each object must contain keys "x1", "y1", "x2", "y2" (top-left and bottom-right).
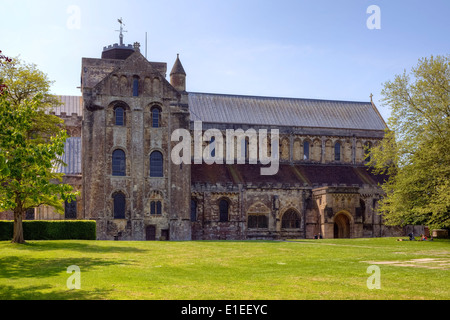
[{"x1": 334, "y1": 212, "x2": 351, "y2": 238}]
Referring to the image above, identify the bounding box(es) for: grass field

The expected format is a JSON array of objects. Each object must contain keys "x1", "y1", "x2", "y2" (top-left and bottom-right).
[{"x1": 0, "y1": 238, "x2": 449, "y2": 300}]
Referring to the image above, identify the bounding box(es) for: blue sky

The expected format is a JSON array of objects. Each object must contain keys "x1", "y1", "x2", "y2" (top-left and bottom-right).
[{"x1": 1, "y1": 0, "x2": 449, "y2": 121}]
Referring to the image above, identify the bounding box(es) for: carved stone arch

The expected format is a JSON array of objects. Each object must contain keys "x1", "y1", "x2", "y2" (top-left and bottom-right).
[
  {"x1": 218, "y1": 197, "x2": 231, "y2": 222},
  {"x1": 110, "y1": 189, "x2": 130, "y2": 199},
  {"x1": 324, "y1": 139, "x2": 333, "y2": 162},
  {"x1": 109, "y1": 145, "x2": 129, "y2": 155},
  {"x1": 247, "y1": 202, "x2": 270, "y2": 229},
  {"x1": 143, "y1": 77, "x2": 151, "y2": 95},
  {"x1": 151, "y1": 77, "x2": 161, "y2": 96},
  {"x1": 355, "y1": 140, "x2": 364, "y2": 163},
  {"x1": 110, "y1": 74, "x2": 119, "y2": 94},
  {"x1": 148, "y1": 189, "x2": 164, "y2": 200},
  {"x1": 333, "y1": 210, "x2": 353, "y2": 238},
  {"x1": 247, "y1": 202, "x2": 271, "y2": 215},
  {"x1": 280, "y1": 137, "x2": 290, "y2": 161},
  {"x1": 312, "y1": 138, "x2": 322, "y2": 162},
  {"x1": 293, "y1": 137, "x2": 302, "y2": 161},
  {"x1": 108, "y1": 100, "x2": 131, "y2": 127},
  {"x1": 119, "y1": 75, "x2": 128, "y2": 96},
  {"x1": 280, "y1": 207, "x2": 301, "y2": 229}
]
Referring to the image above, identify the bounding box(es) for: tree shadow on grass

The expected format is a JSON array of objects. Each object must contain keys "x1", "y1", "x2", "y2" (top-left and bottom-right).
[
  {"x1": 0, "y1": 284, "x2": 113, "y2": 300},
  {"x1": 0, "y1": 256, "x2": 128, "y2": 279},
  {"x1": 10, "y1": 241, "x2": 149, "y2": 254},
  {"x1": 0, "y1": 255, "x2": 128, "y2": 300}
]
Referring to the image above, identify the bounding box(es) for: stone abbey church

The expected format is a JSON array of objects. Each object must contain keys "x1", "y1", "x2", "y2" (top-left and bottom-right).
[{"x1": 5, "y1": 39, "x2": 406, "y2": 241}]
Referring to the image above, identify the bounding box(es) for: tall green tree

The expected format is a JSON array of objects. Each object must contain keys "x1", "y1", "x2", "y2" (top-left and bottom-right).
[
  {"x1": 0, "y1": 54, "x2": 77, "y2": 244},
  {"x1": 368, "y1": 55, "x2": 450, "y2": 229},
  {"x1": 0, "y1": 56, "x2": 63, "y2": 142},
  {"x1": 0, "y1": 95, "x2": 77, "y2": 243}
]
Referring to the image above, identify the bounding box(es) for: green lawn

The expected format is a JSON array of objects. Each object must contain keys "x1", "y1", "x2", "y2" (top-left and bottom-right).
[{"x1": 0, "y1": 238, "x2": 449, "y2": 300}]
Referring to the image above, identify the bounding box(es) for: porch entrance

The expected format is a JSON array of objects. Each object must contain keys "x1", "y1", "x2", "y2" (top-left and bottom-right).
[{"x1": 334, "y1": 213, "x2": 350, "y2": 238}]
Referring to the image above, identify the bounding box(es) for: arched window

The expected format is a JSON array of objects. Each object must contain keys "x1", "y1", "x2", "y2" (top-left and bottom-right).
[
  {"x1": 191, "y1": 199, "x2": 197, "y2": 222},
  {"x1": 219, "y1": 199, "x2": 229, "y2": 222},
  {"x1": 112, "y1": 149, "x2": 126, "y2": 176},
  {"x1": 282, "y1": 210, "x2": 301, "y2": 229},
  {"x1": 151, "y1": 107, "x2": 161, "y2": 128},
  {"x1": 303, "y1": 141, "x2": 310, "y2": 160},
  {"x1": 133, "y1": 77, "x2": 139, "y2": 97},
  {"x1": 150, "y1": 151, "x2": 164, "y2": 177},
  {"x1": 113, "y1": 192, "x2": 126, "y2": 219},
  {"x1": 334, "y1": 142, "x2": 341, "y2": 161},
  {"x1": 150, "y1": 201, "x2": 162, "y2": 215},
  {"x1": 115, "y1": 107, "x2": 125, "y2": 126}
]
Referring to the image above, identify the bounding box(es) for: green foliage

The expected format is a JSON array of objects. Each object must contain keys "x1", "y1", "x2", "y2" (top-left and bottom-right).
[
  {"x1": 368, "y1": 55, "x2": 450, "y2": 229},
  {"x1": 0, "y1": 220, "x2": 96, "y2": 240},
  {"x1": 0, "y1": 56, "x2": 79, "y2": 243},
  {"x1": 0, "y1": 56, "x2": 64, "y2": 143},
  {"x1": 0, "y1": 95, "x2": 77, "y2": 212}
]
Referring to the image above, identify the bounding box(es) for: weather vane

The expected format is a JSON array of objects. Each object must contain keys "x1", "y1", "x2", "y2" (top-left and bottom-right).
[{"x1": 116, "y1": 18, "x2": 127, "y2": 46}]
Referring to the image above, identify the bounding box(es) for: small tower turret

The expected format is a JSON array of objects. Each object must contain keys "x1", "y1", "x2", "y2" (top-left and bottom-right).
[{"x1": 170, "y1": 54, "x2": 186, "y2": 92}]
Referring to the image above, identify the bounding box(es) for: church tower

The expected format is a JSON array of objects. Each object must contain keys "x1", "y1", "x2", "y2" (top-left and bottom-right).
[{"x1": 81, "y1": 20, "x2": 191, "y2": 241}]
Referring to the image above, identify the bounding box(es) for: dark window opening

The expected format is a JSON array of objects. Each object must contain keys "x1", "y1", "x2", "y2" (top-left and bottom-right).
[
  {"x1": 248, "y1": 215, "x2": 268, "y2": 229},
  {"x1": 115, "y1": 107, "x2": 125, "y2": 126},
  {"x1": 65, "y1": 200, "x2": 77, "y2": 219},
  {"x1": 151, "y1": 108, "x2": 161, "y2": 128},
  {"x1": 133, "y1": 77, "x2": 139, "y2": 97},
  {"x1": 334, "y1": 142, "x2": 341, "y2": 161},
  {"x1": 150, "y1": 151, "x2": 163, "y2": 177},
  {"x1": 304, "y1": 141, "x2": 310, "y2": 160},
  {"x1": 112, "y1": 149, "x2": 126, "y2": 176},
  {"x1": 150, "y1": 201, "x2": 162, "y2": 215},
  {"x1": 282, "y1": 210, "x2": 301, "y2": 229},
  {"x1": 113, "y1": 192, "x2": 126, "y2": 219},
  {"x1": 219, "y1": 199, "x2": 229, "y2": 222},
  {"x1": 191, "y1": 199, "x2": 197, "y2": 222}
]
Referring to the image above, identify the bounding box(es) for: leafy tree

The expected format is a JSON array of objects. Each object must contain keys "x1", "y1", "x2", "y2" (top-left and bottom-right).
[
  {"x1": 0, "y1": 56, "x2": 63, "y2": 142},
  {"x1": 0, "y1": 53, "x2": 77, "y2": 243},
  {"x1": 368, "y1": 55, "x2": 450, "y2": 229}
]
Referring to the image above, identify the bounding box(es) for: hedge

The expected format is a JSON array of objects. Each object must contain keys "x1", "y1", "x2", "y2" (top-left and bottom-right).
[{"x1": 0, "y1": 220, "x2": 96, "y2": 241}]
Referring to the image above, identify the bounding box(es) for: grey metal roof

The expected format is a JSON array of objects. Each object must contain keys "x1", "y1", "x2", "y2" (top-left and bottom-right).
[
  {"x1": 54, "y1": 96, "x2": 83, "y2": 116},
  {"x1": 188, "y1": 92, "x2": 387, "y2": 131},
  {"x1": 54, "y1": 137, "x2": 82, "y2": 175}
]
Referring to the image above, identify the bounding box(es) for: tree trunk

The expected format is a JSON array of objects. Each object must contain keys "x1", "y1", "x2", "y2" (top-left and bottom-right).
[{"x1": 12, "y1": 208, "x2": 26, "y2": 244}]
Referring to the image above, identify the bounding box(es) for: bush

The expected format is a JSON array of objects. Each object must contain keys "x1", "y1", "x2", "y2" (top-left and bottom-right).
[{"x1": 0, "y1": 220, "x2": 96, "y2": 241}]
